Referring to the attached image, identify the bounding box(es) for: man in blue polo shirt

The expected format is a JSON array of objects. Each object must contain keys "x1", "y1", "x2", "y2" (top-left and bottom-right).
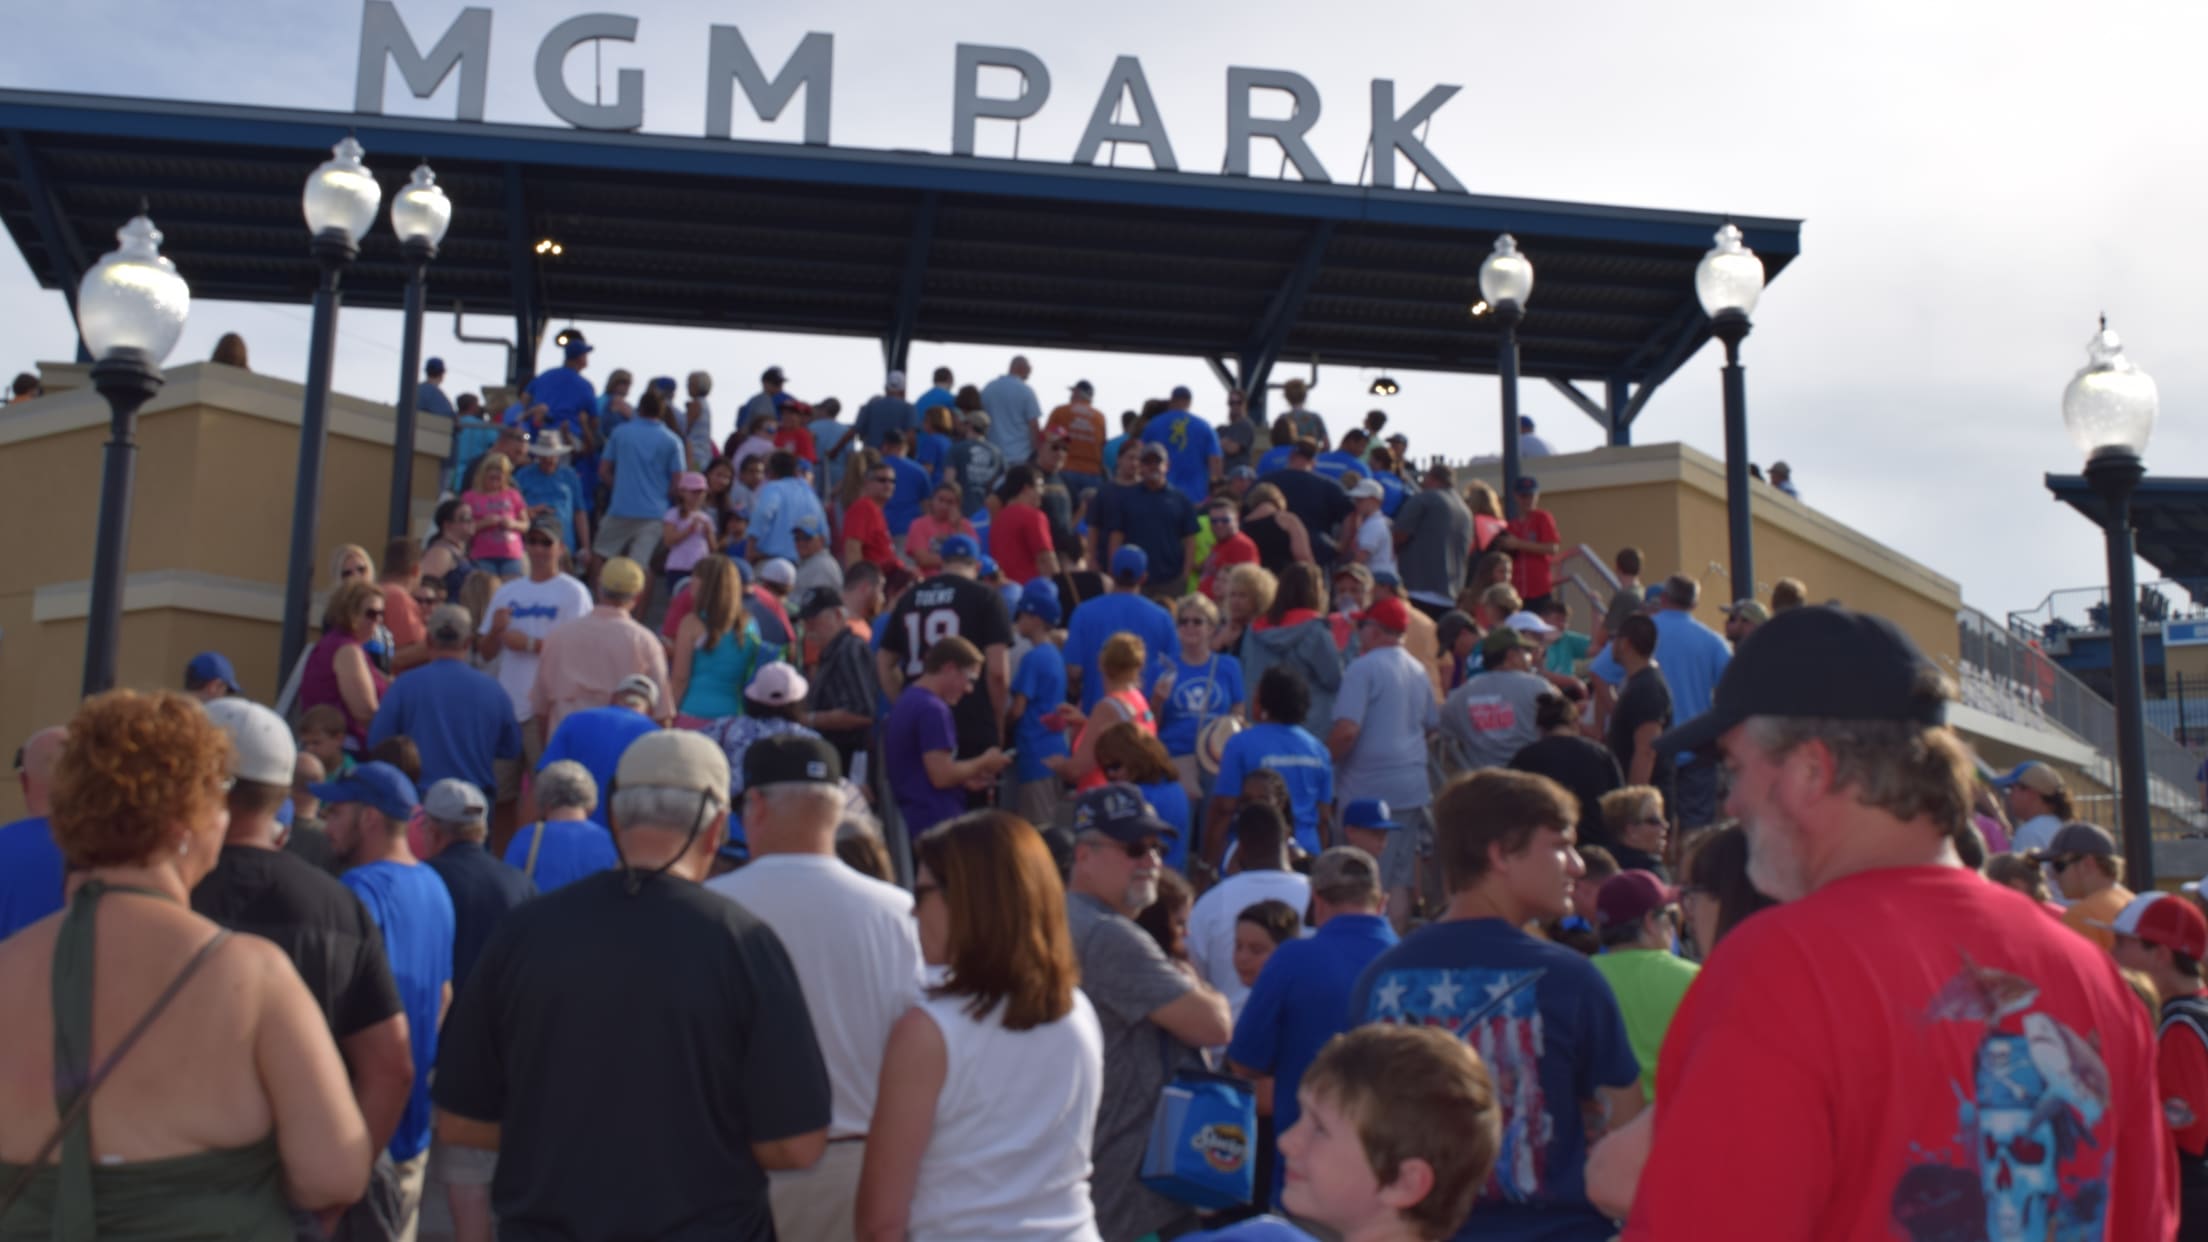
[
  {"x1": 1139, "y1": 385, "x2": 1222, "y2": 505},
  {"x1": 515, "y1": 431, "x2": 590, "y2": 554},
  {"x1": 318, "y1": 760, "x2": 455, "y2": 1238},
  {"x1": 0, "y1": 726, "x2": 67, "y2": 939},
  {"x1": 525, "y1": 338, "x2": 597, "y2": 441},
  {"x1": 368, "y1": 604, "x2": 522, "y2": 810},
  {"x1": 879, "y1": 430, "x2": 934, "y2": 538},
  {"x1": 1062, "y1": 546, "x2": 1178, "y2": 711},
  {"x1": 1228, "y1": 844, "x2": 1397, "y2": 1207},
  {"x1": 597, "y1": 393, "x2": 687, "y2": 567},
  {"x1": 1101, "y1": 444, "x2": 1202, "y2": 592},
  {"x1": 1207, "y1": 669, "x2": 1335, "y2": 860},
  {"x1": 537, "y1": 675, "x2": 662, "y2": 828}
]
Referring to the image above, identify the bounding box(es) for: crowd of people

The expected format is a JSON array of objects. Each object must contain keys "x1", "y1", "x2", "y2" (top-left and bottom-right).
[{"x1": 0, "y1": 341, "x2": 2196, "y2": 1242}]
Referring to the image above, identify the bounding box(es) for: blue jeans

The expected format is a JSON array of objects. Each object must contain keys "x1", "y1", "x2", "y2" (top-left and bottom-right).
[{"x1": 476, "y1": 556, "x2": 523, "y2": 579}]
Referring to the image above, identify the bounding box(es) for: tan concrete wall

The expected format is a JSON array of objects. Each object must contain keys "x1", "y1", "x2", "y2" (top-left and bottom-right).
[
  {"x1": 1458, "y1": 443, "x2": 1964, "y2": 663},
  {"x1": 0, "y1": 362, "x2": 449, "y2": 823}
]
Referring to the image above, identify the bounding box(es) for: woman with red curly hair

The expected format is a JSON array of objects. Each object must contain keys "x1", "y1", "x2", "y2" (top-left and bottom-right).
[{"x1": 0, "y1": 690, "x2": 370, "y2": 1237}]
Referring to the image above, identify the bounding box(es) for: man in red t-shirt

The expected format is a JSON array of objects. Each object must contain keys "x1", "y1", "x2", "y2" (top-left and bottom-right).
[
  {"x1": 1621, "y1": 606, "x2": 2173, "y2": 1242},
  {"x1": 2111, "y1": 891, "x2": 2208, "y2": 1235},
  {"x1": 840, "y1": 462, "x2": 911, "y2": 581},
  {"x1": 990, "y1": 465, "x2": 1058, "y2": 587},
  {"x1": 1197, "y1": 497, "x2": 1258, "y2": 598},
  {"x1": 1499, "y1": 474, "x2": 1562, "y2": 606}
]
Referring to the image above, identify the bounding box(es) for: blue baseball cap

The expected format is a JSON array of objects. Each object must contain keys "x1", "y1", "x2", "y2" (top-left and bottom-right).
[
  {"x1": 424, "y1": 356, "x2": 446, "y2": 375},
  {"x1": 1341, "y1": 798, "x2": 1403, "y2": 831},
  {"x1": 1371, "y1": 569, "x2": 1403, "y2": 590},
  {"x1": 1519, "y1": 415, "x2": 1535, "y2": 432},
  {"x1": 938, "y1": 533, "x2": 981, "y2": 563},
  {"x1": 1073, "y1": 782, "x2": 1179, "y2": 844},
  {"x1": 792, "y1": 514, "x2": 824, "y2": 539},
  {"x1": 308, "y1": 761, "x2": 419, "y2": 822},
  {"x1": 1016, "y1": 579, "x2": 1063, "y2": 625},
  {"x1": 184, "y1": 651, "x2": 240, "y2": 695},
  {"x1": 1170, "y1": 385, "x2": 1194, "y2": 401},
  {"x1": 978, "y1": 556, "x2": 1002, "y2": 579},
  {"x1": 1515, "y1": 474, "x2": 1540, "y2": 494},
  {"x1": 1111, "y1": 544, "x2": 1149, "y2": 579},
  {"x1": 563, "y1": 338, "x2": 594, "y2": 360},
  {"x1": 650, "y1": 375, "x2": 678, "y2": 393},
  {"x1": 1227, "y1": 465, "x2": 1257, "y2": 482}
]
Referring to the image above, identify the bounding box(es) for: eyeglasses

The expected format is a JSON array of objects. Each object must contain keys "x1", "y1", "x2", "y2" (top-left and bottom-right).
[
  {"x1": 2046, "y1": 855, "x2": 2083, "y2": 874},
  {"x1": 364, "y1": 609, "x2": 386, "y2": 621},
  {"x1": 1083, "y1": 835, "x2": 1160, "y2": 860},
  {"x1": 340, "y1": 566, "x2": 366, "y2": 579},
  {"x1": 413, "y1": 593, "x2": 440, "y2": 608},
  {"x1": 1177, "y1": 617, "x2": 1207, "y2": 627}
]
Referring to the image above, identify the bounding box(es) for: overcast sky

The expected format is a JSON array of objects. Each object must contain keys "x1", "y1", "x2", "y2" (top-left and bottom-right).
[{"x1": 6, "y1": 0, "x2": 2204, "y2": 625}]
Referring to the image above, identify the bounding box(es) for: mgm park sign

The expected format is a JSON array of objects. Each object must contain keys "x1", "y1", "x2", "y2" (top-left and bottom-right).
[{"x1": 354, "y1": 1, "x2": 1470, "y2": 191}]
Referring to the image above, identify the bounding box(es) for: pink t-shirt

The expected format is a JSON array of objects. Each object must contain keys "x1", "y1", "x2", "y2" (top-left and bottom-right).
[
  {"x1": 465, "y1": 488, "x2": 527, "y2": 561},
  {"x1": 903, "y1": 513, "x2": 977, "y2": 565},
  {"x1": 662, "y1": 506, "x2": 715, "y2": 573}
]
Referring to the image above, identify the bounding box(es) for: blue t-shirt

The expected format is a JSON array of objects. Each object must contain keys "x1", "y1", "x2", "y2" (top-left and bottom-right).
[
  {"x1": 750, "y1": 477, "x2": 828, "y2": 563},
  {"x1": 539, "y1": 706, "x2": 660, "y2": 828},
  {"x1": 0, "y1": 816, "x2": 63, "y2": 939},
  {"x1": 1228, "y1": 912, "x2": 1399, "y2": 1204},
  {"x1": 913, "y1": 386, "x2": 958, "y2": 423},
  {"x1": 1213, "y1": 723, "x2": 1333, "y2": 854},
  {"x1": 342, "y1": 860, "x2": 456, "y2": 1162},
  {"x1": 1256, "y1": 445, "x2": 1294, "y2": 477},
  {"x1": 1350, "y1": 919, "x2": 1640, "y2": 1241},
  {"x1": 424, "y1": 840, "x2": 536, "y2": 993},
  {"x1": 1141, "y1": 410, "x2": 1223, "y2": 504},
  {"x1": 367, "y1": 658, "x2": 522, "y2": 796},
  {"x1": 1063, "y1": 591, "x2": 1179, "y2": 712},
  {"x1": 1103, "y1": 434, "x2": 1131, "y2": 474},
  {"x1": 1313, "y1": 450, "x2": 1363, "y2": 486},
  {"x1": 1109, "y1": 485, "x2": 1201, "y2": 586},
  {"x1": 1157, "y1": 652, "x2": 1246, "y2": 759},
  {"x1": 1186, "y1": 1218, "x2": 1320, "y2": 1242},
  {"x1": 602, "y1": 418, "x2": 686, "y2": 521},
  {"x1": 914, "y1": 431, "x2": 951, "y2": 483},
  {"x1": 883, "y1": 455, "x2": 934, "y2": 537},
  {"x1": 885, "y1": 686, "x2": 967, "y2": 838},
  {"x1": 1010, "y1": 643, "x2": 1072, "y2": 783},
  {"x1": 524, "y1": 365, "x2": 597, "y2": 430},
  {"x1": 515, "y1": 463, "x2": 588, "y2": 550},
  {"x1": 503, "y1": 819, "x2": 620, "y2": 892},
  {"x1": 416, "y1": 380, "x2": 456, "y2": 419},
  {"x1": 1140, "y1": 778, "x2": 1193, "y2": 874}
]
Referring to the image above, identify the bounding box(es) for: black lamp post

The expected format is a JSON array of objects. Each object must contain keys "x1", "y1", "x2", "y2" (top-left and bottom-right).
[
  {"x1": 279, "y1": 138, "x2": 381, "y2": 683},
  {"x1": 1695, "y1": 224, "x2": 1767, "y2": 605},
  {"x1": 1478, "y1": 235, "x2": 1534, "y2": 519},
  {"x1": 75, "y1": 213, "x2": 190, "y2": 696},
  {"x1": 2060, "y1": 320, "x2": 2160, "y2": 883},
  {"x1": 386, "y1": 162, "x2": 453, "y2": 540}
]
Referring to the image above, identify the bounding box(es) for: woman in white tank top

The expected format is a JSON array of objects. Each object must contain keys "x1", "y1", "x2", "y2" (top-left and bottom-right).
[{"x1": 857, "y1": 811, "x2": 1106, "y2": 1242}]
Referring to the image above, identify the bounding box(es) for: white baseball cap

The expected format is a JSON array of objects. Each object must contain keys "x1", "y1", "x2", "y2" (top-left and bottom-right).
[
  {"x1": 759, "y1": 558, "x2": 797, "y2": 587},
  {"x1": 886, "y1": 370, "x2": 907, "y2": 390},
  {"x1": 203, "y1": 698, "x2": 297, "y2": 786},
  {"x1": 1503, "y1": 610, "x2": 1559, "y2": 637},
  {"x1": 745, "y1": 661, "x2": 811, "y2": 706},
  {"x1": 1349, "y1": 480, "x2": 1384, "y2": 500}
]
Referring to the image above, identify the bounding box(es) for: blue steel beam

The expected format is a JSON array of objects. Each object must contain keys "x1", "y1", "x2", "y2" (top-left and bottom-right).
[
  {"x1": 881, "y1": 191, "x2": 939, "y2": 374},
  {"x1": 0, "y1": 90, "x2": 1801, "y2": 258},
  {"x1": 8, "y1": 129, "x2": 91, "y2": 360},
  {"x1": 503, "y1": 163, "x2": 543, "y2": 388},
  {"x1": 1238, "y1": 221, "x2": 1333, "y2": 425},
  {"x1": 1606, "y1": 375, "x2": 1632, "y2": 446},
  {"x1": 1546, "y1": 376, "x2": 1608, "y2": 431}
]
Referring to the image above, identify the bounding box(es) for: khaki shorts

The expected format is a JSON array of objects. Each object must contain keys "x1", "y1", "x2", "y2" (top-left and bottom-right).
[
  {"x1": 594, "y1": 514, "x2": 663, "y2": 564},
  {"x1": 1012, "y1": 778, "x2": 1061, "y2": 833},
  {"x1": 428, "y1": 1139, "x2": 497, "y2": 1188}
]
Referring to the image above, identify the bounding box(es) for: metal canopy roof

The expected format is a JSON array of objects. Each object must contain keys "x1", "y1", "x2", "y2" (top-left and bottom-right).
[
  {"x1": 0, "y1": 88, "x2": 1799, "y2": 431},
  {"x1": 2048, "y1": 474, "x2": 2208, "y2": 603}
]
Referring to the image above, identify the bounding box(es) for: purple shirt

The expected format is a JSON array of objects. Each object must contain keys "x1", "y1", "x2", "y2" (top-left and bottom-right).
[{"x1": 885, "y1": 684, "x2": 967, "y2": 838}]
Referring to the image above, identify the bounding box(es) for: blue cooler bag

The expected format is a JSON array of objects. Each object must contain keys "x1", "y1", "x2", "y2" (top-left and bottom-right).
[{"x1": 1139, "y1": 1069, "x2": 1258, "y2": 1209}]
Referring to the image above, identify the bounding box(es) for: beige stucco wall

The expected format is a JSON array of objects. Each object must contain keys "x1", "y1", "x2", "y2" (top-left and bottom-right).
[
  {"x1": 1457, "y1": 443, "x2": 1964, "y2": 666},
  {"x1": 0, "y1": 362, "x2": 449, "y2": 822}
]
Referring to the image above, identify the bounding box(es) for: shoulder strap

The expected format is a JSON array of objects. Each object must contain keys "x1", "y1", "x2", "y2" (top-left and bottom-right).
[
  {"x1": 523, "y1": 823, "x2": 547, "y2": 881},
  {"x1": 0, "y1": 921, "x2": 233, "y2": 1222}
]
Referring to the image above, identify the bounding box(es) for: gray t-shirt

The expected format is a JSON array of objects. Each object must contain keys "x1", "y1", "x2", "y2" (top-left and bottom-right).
[
  {"x1": 1334, "y1": 644, "x2": 1441, "y2": 810},
  {"x1": 1439, "y1": 669, "x2": 1552, "y2": 771},
  {"x1": 1067, "y1": 891, "x2": 1202, "y2": 1242},
  {"x1": 1602, "y1": 584, "x2": 1643, "y2": 639},
  {"x1": 1392, "y1": 487, "x2": 1474, "y2": 606},
  {"x1": 946, "y1": 437, "x2": 1005, "y2": 516}
]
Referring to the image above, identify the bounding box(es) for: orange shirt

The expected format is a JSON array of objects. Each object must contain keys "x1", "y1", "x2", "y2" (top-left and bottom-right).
[
  {"x1": 382, "y1": 583, "x2": 426, "y2": 648},
  {"x1": 1045, "y1": 402, "x2": 1109, "y2": 477}
]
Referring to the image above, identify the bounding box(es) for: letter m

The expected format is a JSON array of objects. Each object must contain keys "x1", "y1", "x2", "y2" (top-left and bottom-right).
[{"x1": 355, "y1": 1, "x2": 492, "y2": 121}]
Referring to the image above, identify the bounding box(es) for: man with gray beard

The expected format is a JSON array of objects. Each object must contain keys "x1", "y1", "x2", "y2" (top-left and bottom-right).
[{"x1": 1064, "y1": 783, "x2": 1232, "y2": 1242}]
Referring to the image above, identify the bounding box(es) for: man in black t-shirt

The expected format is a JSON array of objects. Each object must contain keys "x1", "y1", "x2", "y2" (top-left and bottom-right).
[
  {"x1": 433, "y1": 731, "x2": 830, "y2": 1242},
  {"x1": 876, "y1": 534, "x2": 1012, "y2": 761},
  {"x1": 1605, "y1": 615, "x2": 1675, "y2": 801},
  {"x1": 192, "y1": 701, "x2": 412, "y2": 1156},
  {"x1": 1260, "y1": 439, "x2": 1355, "y2": 567}
]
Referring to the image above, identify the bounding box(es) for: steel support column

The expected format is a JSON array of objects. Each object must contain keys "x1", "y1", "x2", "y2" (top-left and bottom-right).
[
  {"x1": 1238, "y1": 222, "x2": 1333, "y2": 427},
  {"x1": 2083, "y1": 453, "x2": 2155, "y2": 886},
  {"x1": 882, "y1": 192, "x2": 940, "y2": 375},
  {"x1": 503, "y1": 164, "x2": 544, "y2": 389},
  {"x1": 9, "y1": 130, "x2": 93, "y2": 362}
]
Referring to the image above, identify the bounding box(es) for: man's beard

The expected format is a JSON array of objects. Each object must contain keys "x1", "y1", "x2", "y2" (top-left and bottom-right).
[
  {"x1": 1125, "y1": 875, "x2": 1161, "y2": 915},
  {"x1": 1744, "y1": 808, "x2": 1811, "y2": 903}
]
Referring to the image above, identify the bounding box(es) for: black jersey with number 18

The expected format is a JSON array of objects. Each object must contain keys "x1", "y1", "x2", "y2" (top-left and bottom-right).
[{"x1": 880, "y1": 573, "x2": 1012, "y2": 758}]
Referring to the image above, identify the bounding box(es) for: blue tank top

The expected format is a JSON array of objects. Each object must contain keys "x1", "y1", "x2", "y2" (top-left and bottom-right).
[{"x1": 681, "y1": 625, "x2": 757, "y2": 720}]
